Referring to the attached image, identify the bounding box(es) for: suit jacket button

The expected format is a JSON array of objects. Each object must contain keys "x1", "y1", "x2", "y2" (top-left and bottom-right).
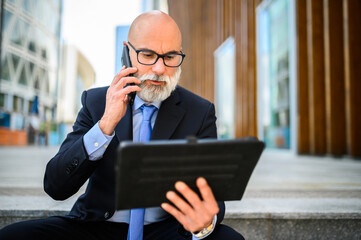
[
  {"x1": 72, "y1": 158, "x2": 79, "y2": 166},
  {"x1": 104, "y1": 212, "x2": 110, "y2": 219}
]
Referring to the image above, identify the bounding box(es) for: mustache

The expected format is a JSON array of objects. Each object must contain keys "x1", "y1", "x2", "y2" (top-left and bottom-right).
[{"x1": 137, "y1": 74, "x2": 167, "y2": 82}]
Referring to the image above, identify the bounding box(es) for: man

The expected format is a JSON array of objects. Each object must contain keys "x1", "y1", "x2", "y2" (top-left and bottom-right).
[{"x1": 0, "y1": 11, "x2": 244, "y2": 240}]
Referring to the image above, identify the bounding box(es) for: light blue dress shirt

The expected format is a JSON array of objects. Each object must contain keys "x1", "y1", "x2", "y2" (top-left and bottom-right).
[{"x1": 83, "y1": 95, "x2": 213, "y2": 239}]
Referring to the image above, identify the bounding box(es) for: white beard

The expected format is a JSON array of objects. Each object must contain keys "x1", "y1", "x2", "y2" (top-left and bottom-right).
[{"x1": 136, "y1": 67, "x2": 181, "y2": 102}]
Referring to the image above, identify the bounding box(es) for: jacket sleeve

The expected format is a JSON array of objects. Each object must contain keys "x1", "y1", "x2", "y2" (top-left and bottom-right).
[
  {"x1": 196, "y1": 103, "x2": 218, "y2": 139},
  {"x1": 44, "y1": 90, "x2": 101, "y2": 200}
]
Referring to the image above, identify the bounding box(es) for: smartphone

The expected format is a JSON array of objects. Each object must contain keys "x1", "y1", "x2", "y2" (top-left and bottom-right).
[{"x1": 121, "y1": 45, "x2": 136, "y2": 105}]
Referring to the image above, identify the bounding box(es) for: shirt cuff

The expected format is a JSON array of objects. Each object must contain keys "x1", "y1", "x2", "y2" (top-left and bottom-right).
[
  {"x1": 83, "y1": 121, "x2": 114, "y2": 161},
  {"x1": 192, "y1": 215, "x2": 217, "y2": 240}
]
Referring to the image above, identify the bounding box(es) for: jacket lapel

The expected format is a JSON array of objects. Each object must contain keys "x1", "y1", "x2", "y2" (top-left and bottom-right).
[
  {"x1": 115, "y1": 104, "x2": 133, "y2": 143},
  {"x1": 151, "y1": 89, "x2": 185, "y2": 140}
]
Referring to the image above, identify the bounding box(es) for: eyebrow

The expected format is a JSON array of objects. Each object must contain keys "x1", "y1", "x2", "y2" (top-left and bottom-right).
[{"x1": 137, "y1": 48, "x2": 181, "y2": 55}]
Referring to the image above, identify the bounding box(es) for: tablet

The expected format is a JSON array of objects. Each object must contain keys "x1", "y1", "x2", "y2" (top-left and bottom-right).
[{"x1": 115, "y1": 137, "x2": 264, "y2": 210}]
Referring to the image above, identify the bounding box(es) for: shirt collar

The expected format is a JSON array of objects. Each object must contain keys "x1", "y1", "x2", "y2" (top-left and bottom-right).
[{"x1": 133, "y1": 95, "x2": 162, "y2": 112}]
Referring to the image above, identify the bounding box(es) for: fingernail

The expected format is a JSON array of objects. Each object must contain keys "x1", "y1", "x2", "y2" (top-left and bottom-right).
[
  {"x1": 198, "y1": 177, "x2": 207, "y2": 185},
  {"x1": 166, "y1": 191, "x2": 174, "y2": 199},
  {"x1": 175, "y1": 181, "x2": 186, "y2": 190}
]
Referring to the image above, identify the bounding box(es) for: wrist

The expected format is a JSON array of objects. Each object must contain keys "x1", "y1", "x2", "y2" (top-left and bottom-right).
[
  {"x1": 192, "y1": 215, "x2": 217, "y2": 239},
  {"x1": 99, "y1": 117, "x2": 115, "y2": 135}
]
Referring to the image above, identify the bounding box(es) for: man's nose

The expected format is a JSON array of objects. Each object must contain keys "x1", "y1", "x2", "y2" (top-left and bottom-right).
[{"x1": 151, "y1": 57, "x2": 166, "y2": 75}]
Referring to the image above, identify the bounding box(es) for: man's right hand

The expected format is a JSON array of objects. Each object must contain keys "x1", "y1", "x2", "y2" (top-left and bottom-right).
[{"x1": 99, "y1": 66, "x2": 141, "y2": 135}]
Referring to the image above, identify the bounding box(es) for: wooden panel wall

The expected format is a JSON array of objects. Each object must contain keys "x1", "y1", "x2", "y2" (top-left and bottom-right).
[
  {"x1": 169, "y1": 0, "x2": 360, "y2": 157},
  {"x1": 297, "y1": 0, "x2": 361, "y2": 157},
  {"x1": 168, "y1": 0, "x2": 260, "y2": 138}
]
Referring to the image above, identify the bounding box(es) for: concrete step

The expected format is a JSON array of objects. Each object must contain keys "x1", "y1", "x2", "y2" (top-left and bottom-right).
[
  {"x1": 224, "y1": 198, "x2": 361, "y2": 240},
  {"x1": 1, "y1": 194, "x2": 361, "y2": 240}
]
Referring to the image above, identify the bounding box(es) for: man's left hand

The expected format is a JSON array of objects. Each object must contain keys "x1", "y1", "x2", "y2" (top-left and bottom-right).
[{"x1": 161, "y1": 177, "x2": 219, "y2": 233}]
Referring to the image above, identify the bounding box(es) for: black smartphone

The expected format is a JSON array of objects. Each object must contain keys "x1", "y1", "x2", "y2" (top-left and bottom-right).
[{"x1": 121, "y1": 45, "x2": 136, "y2": 105}]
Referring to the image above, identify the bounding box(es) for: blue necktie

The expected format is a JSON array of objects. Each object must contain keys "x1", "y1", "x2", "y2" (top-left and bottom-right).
[{"x1": 127, "y1": 104, "x2": 157, "y2": 240}]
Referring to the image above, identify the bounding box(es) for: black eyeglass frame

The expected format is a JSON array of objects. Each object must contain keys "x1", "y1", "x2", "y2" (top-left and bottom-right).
[{"x1": 127, "y1": 42, "x2": 186, "y2": 68}]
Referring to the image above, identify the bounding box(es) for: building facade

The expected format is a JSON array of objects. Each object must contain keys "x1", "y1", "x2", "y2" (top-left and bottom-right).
[
  {"x1": 0, "y1": 0, "x2": 62, "y2": 145},
  {"x1": 56, "y1": 44, "x2": 95, "y2": 144}
]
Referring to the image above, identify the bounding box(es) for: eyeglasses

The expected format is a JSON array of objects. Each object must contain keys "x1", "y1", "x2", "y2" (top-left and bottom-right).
[{"x1": 128, "y1": 42, "x2": 185, "y2": 67}]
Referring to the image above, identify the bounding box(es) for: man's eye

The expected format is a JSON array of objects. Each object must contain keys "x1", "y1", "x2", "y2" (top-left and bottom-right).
[
  {"x1": 142, "y1": 53, "x2": 156, "y2": 58},
  {"x1": 165, "y1": 55, "x2": 175, "y2": 60}
]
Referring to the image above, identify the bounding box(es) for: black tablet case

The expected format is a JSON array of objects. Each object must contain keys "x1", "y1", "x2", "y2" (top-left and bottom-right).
[{"x1": 115, "y1": 137, "x2": 264, "y2": 210}]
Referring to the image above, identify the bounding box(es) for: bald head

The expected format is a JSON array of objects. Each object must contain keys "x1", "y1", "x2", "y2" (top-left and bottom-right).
[{"x1": 128, "y1": 11, "x2": 182, "y2": 50}]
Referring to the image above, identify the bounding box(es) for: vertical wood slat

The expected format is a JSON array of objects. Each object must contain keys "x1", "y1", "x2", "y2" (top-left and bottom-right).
[
  {"x1": 297, "y1": 0, "x2": 310, "y2": 154},
  {"x1": 240, "y1": 0, "x2": 249, "y2": 137},
  {"x1": 248, "y1": 0, "x2": 256, "y2": 137},
  {"x1": 323, "y1": 0, "x2": 346, "y2": 156},
  {"x1": 343, "y1": 0, "x2": 361, "y2": 157},
  {"x1": 307, "y1": 0, "x2": 326, "y2": 154},
  {"x1": 234, "y1": 0, "x2": 243, "y2": 137}
]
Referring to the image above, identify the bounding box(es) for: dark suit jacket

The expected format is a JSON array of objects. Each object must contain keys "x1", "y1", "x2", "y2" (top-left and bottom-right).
[{"x1": 44, "y1": 85, "x2": 225, "y2": 227}]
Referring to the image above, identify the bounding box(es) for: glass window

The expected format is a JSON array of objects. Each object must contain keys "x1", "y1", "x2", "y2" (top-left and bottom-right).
[
  {"x1": 29, "y1": 62, "x2": 35, "y2": 76},
  {"x1": 36, "y1": 28, "x2": 46, "y2": 55},
  {"x1": 18, "y1": 65, "x2": 28, "y2": 86},
  {"x1": 28, "y1": 100, "x2": 34, "y2": 114},
  {"x1": 257, "y1": 0, "x2": 292, "y2": 149},
  {"x1": 21, "y1": 19, "x2": 30, "y2": 45},
  {"x1": 0, "y1": 93, "x2": 5, "y2": 108},
  {"x1": 10, "y1": 18, "x2": 22, "y2": 45},
  {"x1": 44, "y1": 71, "x2": 50, "y2": 93},
  {"x1": 33, "y1": 0, "x2": 44, "y2": 24},
  {"x1": 41, "y1": 48, "x2": 47, "y2": 59},
  {"x1": 10, "y1": 17, "x2": 28, "y2": 47},
  {"x1": 13, "y1": 95, "x2": 24, "y2": 112},
  {"x1": 38, "y1": 68, "x2": 44, "y2": 90},
  {"x1": 26, "y1": 24, "x2": 37, "y2": 53},
  {"x1": 11, "y1": 53, "x2": 20, "y2": 73},
  {"x1": 34, "y1": 77, "x2": 40, "y2": 89},
  {"x1": 1, "y1": 54, "x2": 11, "y2": 81},
  {"x1": 2, "y1": 9, "x2": 13, "y2": 33},
  {"x1": 22, "y1": 0, "x2": 32, "y2": 14},
  {"x1": 214, "y1": 37, "x2": 236, "y2": 139}
]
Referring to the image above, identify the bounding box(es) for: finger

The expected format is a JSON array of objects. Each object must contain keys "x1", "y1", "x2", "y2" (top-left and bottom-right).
[
  {"x1": 175, "y1": 181, "x2": 203, "y2": 209},
  {"x1": 111, "y1": 67, "x2": 137, "y2": 86},
  {"x1": 114, "y1": 76, "x2": 141, "y2": 90},
  {"x1": 123, "y1": 85, "x2": 142, "y2": 94},
  {"x1": 196, "y1": 177, "x2": 219, "y2": 212},
  {"x1": 110, "y1": 66, "x2": 125, "y2": 86},
  {"x1": 165, "y1": 190, "x2": 195, "y2": 217},
  {"x1": 176, "y1": 181, "x2": 214, "y2": 224},
  {"x1": 161, "y1": 202, "x2": 186, "y2": 224}
]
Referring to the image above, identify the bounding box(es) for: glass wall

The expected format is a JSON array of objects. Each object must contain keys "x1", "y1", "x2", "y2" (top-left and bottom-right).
[
  {"x1": 214, "y1": 37, "x2": 236, "y2": 139},
  {"x1": 257, "y1": 0, "x2": 295, "y2": 149}
]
